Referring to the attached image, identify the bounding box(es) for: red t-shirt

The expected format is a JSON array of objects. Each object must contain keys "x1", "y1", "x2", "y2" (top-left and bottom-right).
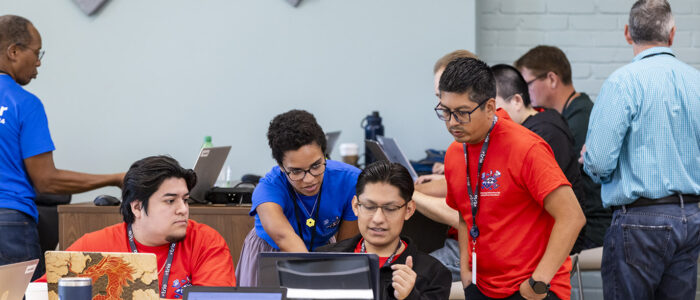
[
  {"x1": 444, "y1": 115, "x2": 572, "y2": 299},
  {"x1": 353, "y1": 238, "x2": 407, "y2": 267},
  {"x1": 38, "y1": 220, "x2": 235, "y2": 299}
]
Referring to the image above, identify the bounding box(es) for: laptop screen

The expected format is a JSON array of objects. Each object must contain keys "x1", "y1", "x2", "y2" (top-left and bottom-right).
[{"x1": 184, "y1": 287, "x2": 286, "y2": 300}]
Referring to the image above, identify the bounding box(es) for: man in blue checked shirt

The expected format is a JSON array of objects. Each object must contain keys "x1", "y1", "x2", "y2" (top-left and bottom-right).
[{"x1": 582, "y1": 0, "x2": 700, "y2": 299}]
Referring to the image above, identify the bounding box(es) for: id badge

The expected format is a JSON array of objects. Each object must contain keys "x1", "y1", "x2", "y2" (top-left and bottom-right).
[{"x1": 472, "y1": 252, "x2": 477, "y2": 285}]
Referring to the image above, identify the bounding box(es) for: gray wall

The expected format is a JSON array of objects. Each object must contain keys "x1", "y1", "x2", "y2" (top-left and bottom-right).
[
  {"x1": 2, "y1": 0, "x2": 476, "y2": 202},
  {"x1": 475, "y1": 0, "x2": 700, "y2": 100}
]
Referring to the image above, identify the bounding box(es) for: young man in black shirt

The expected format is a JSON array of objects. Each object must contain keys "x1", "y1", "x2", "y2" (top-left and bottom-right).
[
  {"x1": 492, "y1": 64, "x2": 588, "y2": 254},
  {"x1": 317, "y1": 161, "x2": 451, "y2": 299}
]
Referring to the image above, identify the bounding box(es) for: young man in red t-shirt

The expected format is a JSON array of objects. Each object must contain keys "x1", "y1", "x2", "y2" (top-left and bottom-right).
[
  {"x1": 436, "y1": 57, "x2": 585, "y2": 299},
  {"x1": 38, "y1": 156, "x2": 236, "y2": 298}
]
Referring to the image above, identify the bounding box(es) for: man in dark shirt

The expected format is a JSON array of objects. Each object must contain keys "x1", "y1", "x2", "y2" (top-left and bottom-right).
[
  {"x1": 492, "y1": 64, "x2": 587, "y2": 254},
  {"x1": 515, "y1": 46, "x2": 610, "y2": 251},
  {"x1": 317, "y1": 161, "x2": 451, "y2": 300}
]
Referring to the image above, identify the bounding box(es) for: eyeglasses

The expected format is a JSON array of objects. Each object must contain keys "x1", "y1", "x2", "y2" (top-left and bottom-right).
[
  {"x1": 525, "y1": 74, "x2": 547, "y2": 87},
  {"x1": 16, "y1": 43, "x2": 44, "y2": 61},
  {"x1": 282, "y1": 160, "x2": 327, "y2": 181},
  {"x1": 434, "y1": 100, "x2": 486, "y2": 124},
  {"x1": 356, "y1": 201, "x2": 408, "y2": 218}
]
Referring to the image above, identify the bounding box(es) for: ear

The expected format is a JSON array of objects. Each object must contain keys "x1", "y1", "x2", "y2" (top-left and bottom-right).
[
  {"x1": 5, "y1": 43, "x2": 20, "y2": 61},
  {"x1": 404, "y1": 200, "x2": 416, "y2": 221},
  {"x1": 351, "y1": 196, "x2": 359, "y2": 217},
  {"x1": 546, "y1": 71, "x2": 559, "y2": 89},
  {"x1": 668, "y1": 26, "x2": 676, "y2": 46},
  {"x1": 511, "y1": 94, "x2": 526, "y2": 110},
  {"x1": 624, "y1": 25, "x2": 634, "y2": 45},
  {"x1": 484, "y1": 98, "x2": 496, "y2": 115},
  {"x1": 131, "y1": 200, "x2": 143, "y2": 219}
]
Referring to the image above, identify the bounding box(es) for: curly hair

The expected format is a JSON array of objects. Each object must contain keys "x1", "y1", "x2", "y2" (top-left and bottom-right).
[
  {"x1": 120, "y1": 155, "x2": 197, "y2": 224},
  {"x1": 267, "y1": 109, "x2": 327, "y2": 165}
]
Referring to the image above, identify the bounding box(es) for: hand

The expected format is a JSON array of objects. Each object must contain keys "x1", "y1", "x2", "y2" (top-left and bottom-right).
[
  {"x1": 432, "y1": 162, "x2": 445, "y2": 174},
  {"x1": 578, "y1": 144, "x2": 586, "y2": 164},
  {"x1": 519, "y1": 279, "x2": 547, "y2": 300},
  {"x1": 415, "y1": 174, "x2": 445, "y2": 185},
  {"x1": 391, "y1": 256, "x2": 417, "y2": 299}
]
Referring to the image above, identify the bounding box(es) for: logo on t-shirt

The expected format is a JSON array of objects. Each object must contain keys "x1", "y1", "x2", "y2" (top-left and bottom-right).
[
  {"x1": 0, "y1": 106, "x2": 7, "y2": 124},
  {"x1": 171, "y1": 276, "x2": 191, "y2": 299},
  {"x1": 480, "y1": 170, "x2": 501, "y2": 196}
]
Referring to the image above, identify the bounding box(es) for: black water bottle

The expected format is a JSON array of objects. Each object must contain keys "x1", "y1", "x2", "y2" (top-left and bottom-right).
[{"x1": 362, "y1": 111, "x2": 384, "y2": 166}]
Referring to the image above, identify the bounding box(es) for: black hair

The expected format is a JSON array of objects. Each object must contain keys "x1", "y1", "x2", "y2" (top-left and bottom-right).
[
  {"x1": 356, "y1": 161, "x2": 414, "y2": 203},
  {"x1": 0, "y1": 15, "x2": 33, "y2": 53},
  {"x1": 267, "y1": 109, "x2": 327, "y2": 165},
  {"x1": 120, "y1": 155, "x2": 197, "y2": 224},
  {"x1": 491, "y1": 64, "x2": 532, "y2": 107},
  {"x1": 438, "y1": 57, "x2": 496, "y2": 108}
]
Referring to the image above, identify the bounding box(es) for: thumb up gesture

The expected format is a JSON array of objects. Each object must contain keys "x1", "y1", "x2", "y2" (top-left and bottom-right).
[{"x1": 391, "y1": 256, "x2": 417, "y2": 299}]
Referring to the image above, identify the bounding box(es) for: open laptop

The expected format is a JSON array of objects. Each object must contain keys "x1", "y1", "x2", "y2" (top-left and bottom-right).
[
  {"x1": 44, "y1": 251, "x2": 158, "y2": 300},
  {"x1": 324, "y1": 131, "x2": 341, "y2": 158},
  {"x1": 0, "y1": 259, "x2": 38, "y2": 300},
  {"x1": 366, "y1": 137, "x2": 419, "y2": 181},
  {"x1": 184, "y1": 286, "x2": 287, "y2": 300},
  {"x1": 190, "y1": 146, "x2": 231, "y2": 202},
  {"x1": 258, "y1": 252, "x2": 379, "y2": 300}
]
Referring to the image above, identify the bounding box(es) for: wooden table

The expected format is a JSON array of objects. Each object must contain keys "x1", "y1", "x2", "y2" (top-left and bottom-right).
[{"x1": 57, "y1": 203, "x2": 254, "y2": 267}]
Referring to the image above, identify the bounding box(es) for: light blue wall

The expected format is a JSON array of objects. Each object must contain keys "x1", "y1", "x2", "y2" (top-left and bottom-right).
[{"x1": 2, "y1": 0, "x2": 475, "y2": 202}]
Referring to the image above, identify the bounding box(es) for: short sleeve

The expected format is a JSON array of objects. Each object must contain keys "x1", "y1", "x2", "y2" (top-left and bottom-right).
[
  {"x1": 520, "y1": 141, "x2": 571, "y2": 205},
  {"x1": 191, "y1": 225, "x2": 236, "y2": 286},
  {"x1": 19, "y1": 102, "x2": 54, "y2": 159},
  {"x1": 250, "y1": 170, "x2": 291, "y2": 217}
]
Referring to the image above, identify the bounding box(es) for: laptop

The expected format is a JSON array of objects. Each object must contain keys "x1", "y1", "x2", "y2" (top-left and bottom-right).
[
  {"x1": 0, "y1": 259, "x2": 38, "y2": 300},
  {"x1": 258, "y1": 252, "x2": 379, "y2": 300},
  {"x1": 324, "y1": 131, "x2": 341, "y2": 158},
  {"x1": 44, "y1": 251, "x2": 158, "y2": 300},
  {"x1": 184, "y1": 286, "x2": 287, "y2": 300},
  {"x1": 190, "y1": 146, "x2": 232, "y2": 202},
  {"x1": 366, "y1": 137, "x2": 419, "y2": 181}
]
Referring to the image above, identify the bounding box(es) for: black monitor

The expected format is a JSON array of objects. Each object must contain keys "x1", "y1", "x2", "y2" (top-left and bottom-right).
[
  {"x1": 183, "y1": 286, "x2": 287, "y2": 300},
  {"x1": 258, "y1": 252, "x2": 380, "y2": 300}
]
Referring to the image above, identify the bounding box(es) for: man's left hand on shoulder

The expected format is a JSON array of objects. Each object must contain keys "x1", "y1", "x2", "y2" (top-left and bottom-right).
[
  {"x1": 519, "y1": 278, "x2": 547, "y2": 300},
  {"x1": 391, "y1": 256, "x2": 417, "y2": 299}
]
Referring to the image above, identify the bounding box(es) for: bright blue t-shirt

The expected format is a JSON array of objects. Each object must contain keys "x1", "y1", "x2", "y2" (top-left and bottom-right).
[
  {"x1": 0, "y1": 74, "x2": 55, "y2": 222},
  {"x1": 250, "y1": 159, "x2": 360, "y2": 250}
]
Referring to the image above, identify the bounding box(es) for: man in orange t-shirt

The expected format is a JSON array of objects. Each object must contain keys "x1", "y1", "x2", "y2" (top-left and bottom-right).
[
  {"x1": 38, "y1": 156, "x2": 236, "y2": 298},
  {"x1": 436, "y1": 57, "x2": 585, "y2": 299}
]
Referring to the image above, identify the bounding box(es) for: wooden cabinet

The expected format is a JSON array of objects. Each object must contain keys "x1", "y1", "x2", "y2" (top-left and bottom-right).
[{"x1": 57, "y1": 203, "x2": 254, "y2": 267}]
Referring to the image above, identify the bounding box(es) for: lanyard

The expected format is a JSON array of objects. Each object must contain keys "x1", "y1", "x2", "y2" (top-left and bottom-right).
[
  {"x1": 286, "y1": 181, "x2": 323, "y2": 251},
  {"x1": 561, "y1": 90, "x2": 577, "y2": 114},
  {"x1": 641, "y1": 52, "x2": 675, "y2": 60},
  {"x1": 128, "y1": 224, "x2": 176, "y2": 299},
  {"x1": 463, "y1": 116, "x2": 498, "y2": 244},
  {"x1": 360, "y1": 238, "x2": 402, "y2": 267}
]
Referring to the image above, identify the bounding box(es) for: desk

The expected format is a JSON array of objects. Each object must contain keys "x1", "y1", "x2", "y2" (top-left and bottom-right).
[{"x1": 57, "y1": 203, "x2": 254, "y2": 267}]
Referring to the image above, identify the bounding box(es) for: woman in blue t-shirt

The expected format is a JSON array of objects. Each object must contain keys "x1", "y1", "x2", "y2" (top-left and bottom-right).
[{"x1": 235, "y1": 109, "x2": 361, "y2": 287}]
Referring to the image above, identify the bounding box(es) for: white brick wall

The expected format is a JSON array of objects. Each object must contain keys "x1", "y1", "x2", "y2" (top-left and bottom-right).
[{"x1": 475, "y1": 0, "x2": 700, "y2": 99}]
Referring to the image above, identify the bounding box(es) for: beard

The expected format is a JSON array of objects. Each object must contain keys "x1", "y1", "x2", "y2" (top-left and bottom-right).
[{"x1": 165, "y1": 232, "x2": 186, "y2": 243}]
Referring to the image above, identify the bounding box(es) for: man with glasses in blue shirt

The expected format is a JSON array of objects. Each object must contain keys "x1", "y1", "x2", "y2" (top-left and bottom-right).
[
  {"x1": 236, "y1": 109, "x2": 360, "y2": 286},
  {"x1": 583, "y1": 1, "x2": 700, "y2": 298},
  {"x1": 0, "y1": 15, "x2": 124, "y2": 280}
]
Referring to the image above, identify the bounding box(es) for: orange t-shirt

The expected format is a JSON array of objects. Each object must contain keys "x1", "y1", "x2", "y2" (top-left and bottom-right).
[
  {"x1": 38, "y1": 220, "x2": 235, "y2": 299},
  {"x1": 445, "y1": 115, "x2": 572, "y2": 299}
]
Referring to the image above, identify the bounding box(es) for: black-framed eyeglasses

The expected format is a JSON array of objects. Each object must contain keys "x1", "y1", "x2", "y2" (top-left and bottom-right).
[
  {"x1": 434, "y1": 100, "x2": 486, "y2": 124},
  {"x1": 526, "y1": 74, "x2": 547, "y2": 87},
  {"x1": 282, "y1": 160, "x2": 327, "y2": 181},
  {"x1": 15, "y1": 43, "x2": 44, "y2": 61},
  {"x1": 356, "y1": 201, "x2": 409, "y2": 218}
]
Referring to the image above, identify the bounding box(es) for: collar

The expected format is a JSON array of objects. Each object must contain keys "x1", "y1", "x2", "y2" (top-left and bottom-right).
[{"x1": 633, "y1": 46, "x2": 674, "y2": 62}]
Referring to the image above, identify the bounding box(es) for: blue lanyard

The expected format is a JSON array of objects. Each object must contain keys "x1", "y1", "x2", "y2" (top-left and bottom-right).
[
  {"x1": 286, "y1": 181, "x2": 323, "y2": 251},
  {"x1": 128, "y1": 224, "x2": 176, "y2": 298},
  {"x1": 462, "y1": 116, "x2": 498, "y2": 245}
]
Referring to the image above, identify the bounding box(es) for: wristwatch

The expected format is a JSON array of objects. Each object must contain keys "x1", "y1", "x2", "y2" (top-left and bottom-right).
[{"x1": 528, "y1": 277, "x2": 550, "y2": 294}]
